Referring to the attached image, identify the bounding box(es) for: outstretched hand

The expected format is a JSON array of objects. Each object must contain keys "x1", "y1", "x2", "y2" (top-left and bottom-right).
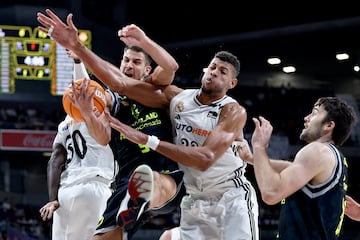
[
  {"x1": 237, "y1": 139, "x2": 254, "y2": 164},
  {"x1": 68, "y1": 78, "x2": 96, "y2": 118},
  {"x1": 345, "y1": 195, "x2": 360, "y2": 221},
  {"x1": 37, "y1": 8, "x2": 79, "y2": 50},
  {"x1": 118, "y1": 24, "x2": 148, "y2": 47},
  {"x1": 39, "y1": 200, "x2": 59, "y2": 221},
  {"x1": 251, "y1": 116, "x2": 273, "y2": 149}
]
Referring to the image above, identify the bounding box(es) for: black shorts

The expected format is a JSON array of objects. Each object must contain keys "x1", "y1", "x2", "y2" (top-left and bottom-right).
[{"x1": 94, "y1": 169, "x2": 186, "y2": 237}]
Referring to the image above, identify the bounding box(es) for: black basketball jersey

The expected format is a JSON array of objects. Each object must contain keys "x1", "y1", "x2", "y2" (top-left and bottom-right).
[
  {"x1": 108, "y1": 92, "x2": 178, "y2": 188},
  {"x1": 277, "y1": 142, "x2": 347, "y2": 240}
]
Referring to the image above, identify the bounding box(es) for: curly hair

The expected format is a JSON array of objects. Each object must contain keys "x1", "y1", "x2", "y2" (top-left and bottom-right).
[{"x1": 214, "y1": 51, "x2": 240, "y2": 78}]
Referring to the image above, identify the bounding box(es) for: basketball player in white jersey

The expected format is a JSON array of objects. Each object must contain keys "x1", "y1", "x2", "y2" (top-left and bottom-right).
[
  {"x1": 39, "y1": 55, "x2": 118, "y2": 240},
  {"x1": 105, "y1": 51, "x2": 259, "y2": 240}
]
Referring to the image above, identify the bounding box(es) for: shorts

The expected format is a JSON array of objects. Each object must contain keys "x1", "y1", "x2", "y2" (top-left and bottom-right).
[
  {"x1": 179, "y1": 183, "x2": 258, "y2": 240},
  {"x1": 94, "y1": 169, "x2": 186, "y2": 238}
]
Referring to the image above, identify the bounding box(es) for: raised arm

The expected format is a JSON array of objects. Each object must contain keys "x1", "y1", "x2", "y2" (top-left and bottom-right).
[
  {"x1": 237, "y1": 138, "x2": 292, "y2": 171},
  {"x1": 118, "y1": 24, "x2": 179, "y2": 86},
  {"x1": 37, "y1": 9, "x2": 177, "y2": 108},
  {"x1": 37, "y1": 10, "x2": 135, "y2": 95},
  {"x1": 67, "y1": 49, "x2": 90, "y2": 80},
  {"x1": 250, "y1": 116, "x2": 332, "y2": 205},
  {"x1": 106, "y1": 102, "x2": 246, "y2": 171}
]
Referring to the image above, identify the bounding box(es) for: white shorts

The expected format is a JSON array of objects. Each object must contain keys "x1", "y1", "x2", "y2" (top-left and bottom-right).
[
  {"x1": 178, "y1": 185, "x2": 259, "y2": 240},
  {"x1": 52, "y1": 178, "x2": 112, "y2": 240},
  {"x1": 169, "y1": 227, "x2": 181, "y2": 240}
]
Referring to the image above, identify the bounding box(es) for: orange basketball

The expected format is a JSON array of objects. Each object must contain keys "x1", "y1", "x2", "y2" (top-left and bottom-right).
[{"x1": 62, "y1": 79, "x2": 107, "y2": 122}]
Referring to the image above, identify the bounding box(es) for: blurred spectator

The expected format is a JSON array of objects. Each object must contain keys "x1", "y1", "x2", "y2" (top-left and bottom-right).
[{"x1": 2, "y1": 198, "x2": 11, "y2": 213}]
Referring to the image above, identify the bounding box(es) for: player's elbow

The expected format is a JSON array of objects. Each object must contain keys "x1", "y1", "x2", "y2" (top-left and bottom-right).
[
  {"x1": 163, "y1": 62, "x2": 179, "y2": 73},
  {"x1": 108, "y1": 79, "x2": 127, "y2": 94},
  {"x1": 171, "y1": 62, "x2": 179, "y2": 72},
  {"x1": 197, "y1": 163, "x2": 211, "y2": 171},
  {"x1": 97, "y1": 139, "x2": 110, "y2": 146},
  {"x1": 197, "y1": 152, "x2": 217, "y2": 171},
  {"x1": 97, "y1": 134, "x2": 111, "y2": 146},
  {"x1": 261, "y1": 191, "x2": 281, "y2": 205}
]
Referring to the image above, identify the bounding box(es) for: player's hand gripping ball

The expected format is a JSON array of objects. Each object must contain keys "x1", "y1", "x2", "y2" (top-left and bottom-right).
[{"x1": 62, "y1": 79, "x2": 106, "y2": 121}]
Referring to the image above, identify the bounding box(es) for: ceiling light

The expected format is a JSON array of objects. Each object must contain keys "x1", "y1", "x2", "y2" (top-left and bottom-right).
[
  {"x1": 354, "y1": 65, "x2": 360, "y2": 72},
  {"x1": 336, "y1": 53, "x2": 349, "y2": 61},
  {"x1": 267, "y1": 57, "x2": 281, "y2": 65},
  {"x1": 282, "y1": 66, "x2": 296, "y2": 73}
]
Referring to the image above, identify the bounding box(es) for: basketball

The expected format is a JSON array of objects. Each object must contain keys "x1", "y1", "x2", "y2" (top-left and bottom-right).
[{"x1": 62, "y1": 79, "x2": 107, "y2": 121}]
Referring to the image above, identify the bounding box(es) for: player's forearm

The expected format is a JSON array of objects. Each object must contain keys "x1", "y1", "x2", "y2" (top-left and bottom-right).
[
  {"x1": 82, "y1": 113, "x2": 111, "y2": 146},
  {"x1": 107, "y1": 114, "x2": 215, "y2": 170},
  {"x1": 140, "y1": 37, "x2": 178, "y2": 84},
  {"x1": 253, "y1": 147, "x2": 282, "y2": 205},
  {"x1": 47, "y1": 167, "x2": 61, "y2": 201},
  {"x1": 70, "y1": 43, "x2": 171, "y2": 109},
  {"x1": 73, "y1": 61, "x2": 90, "y2": 80},
  {"x1": 156, "y1": 141, "x2": 217, "y2": 171},
  {"x1": 145, "y1": 66, "x2": 176, "y2": 86},
  {"x1": 47, "y1": 144, "x2": 66, "y2": 201},
  {"x1": 71, "y1": 43, "x2": 126, "y2": 91}
]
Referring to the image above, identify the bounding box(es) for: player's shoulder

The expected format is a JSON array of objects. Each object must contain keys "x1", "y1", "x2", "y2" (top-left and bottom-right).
[
  {"x1": 57, "y1": 115, "x2": 72, "y2": 132},
  {"x1": 222, "y1": 100, "x2": 246, "y2": 115},
  {"x1": 164, "y1": 84, "x2": 184, "y2": 100},
  {"x1": 300, "y1": 142, "x2": 336, "y2": 160}
]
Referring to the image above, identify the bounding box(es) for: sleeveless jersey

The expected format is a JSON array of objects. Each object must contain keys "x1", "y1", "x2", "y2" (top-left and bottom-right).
[
  {"x1": 109, "y1": 93, "x2": 179, "y2": 188},
  {"x1": 169, "y1": 89, "x2": 248, "y2": 198},
  {"x1": 95, "y1": 92, "x2": 184, "y2": 236},
  {"x1": 53, "y1": 116, "x2": 117, "y2": 187},
  {"x1": 277, "y1": 142, "x2": 348, "y2": 239}
]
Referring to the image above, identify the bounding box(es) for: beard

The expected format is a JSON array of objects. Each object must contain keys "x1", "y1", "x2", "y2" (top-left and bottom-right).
[
  {"x1": 201, "y1": 86, "x2": 212, "y2": 94},
  {"x1": 299, "y1": 127, "x2": 322, "y2": 143}
]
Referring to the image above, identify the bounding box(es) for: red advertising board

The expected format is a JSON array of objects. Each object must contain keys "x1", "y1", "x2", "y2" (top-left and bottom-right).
[{"x1": 0, "y1": 129, "x2": 56, "y2": 151}]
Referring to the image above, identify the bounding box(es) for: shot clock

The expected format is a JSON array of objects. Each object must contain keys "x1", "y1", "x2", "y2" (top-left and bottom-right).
[{"x1": 0, "y1": 25, "x2": 91, "y2": 95}]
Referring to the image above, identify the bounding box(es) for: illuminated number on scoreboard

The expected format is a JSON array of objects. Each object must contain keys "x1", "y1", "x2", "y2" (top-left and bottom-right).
[
  {"x1": 0, "y1": 25, "x2": 91, "y2": 94},
  {"x1": 17, "y1": 56, "x2": 49, "y2": 66}
]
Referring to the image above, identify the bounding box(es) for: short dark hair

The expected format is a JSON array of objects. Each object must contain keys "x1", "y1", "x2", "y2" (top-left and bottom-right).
[
  {"x1": 124, "y1": 45, "x2": 153, "y2": 66},
  {"x1": 315, "y1": 97, "x2": 358, "y2": 146},
  {"x1": 214, "y1": 51, "x2": 240, "y2": 77}
]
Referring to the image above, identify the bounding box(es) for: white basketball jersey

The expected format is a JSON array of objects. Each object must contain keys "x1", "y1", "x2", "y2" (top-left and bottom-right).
[
  {"x1": 54, "y1": 116, "x2": 116, "y2": 187},
  {"x1": 169, "y1": 89, "x2": 247, "y2": 197}
]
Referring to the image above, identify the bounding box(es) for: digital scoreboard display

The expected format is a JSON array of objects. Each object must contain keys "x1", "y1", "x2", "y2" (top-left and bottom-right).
[{"x1": 0, "y1": 25, "x2": 91, "y2": 95}]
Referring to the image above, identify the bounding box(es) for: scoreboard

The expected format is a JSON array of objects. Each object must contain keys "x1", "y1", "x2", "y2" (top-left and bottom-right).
[{"x1": 0, "y1": 25, "x2": 91, "y2": 95}]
